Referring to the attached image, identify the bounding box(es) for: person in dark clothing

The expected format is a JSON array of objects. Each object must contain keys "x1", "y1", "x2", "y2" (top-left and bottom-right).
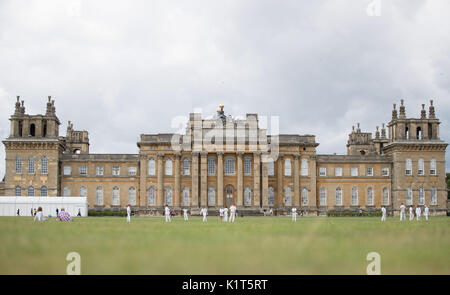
[{"x1": 56, "y1": 208, "x2": 59, "y2": 217}]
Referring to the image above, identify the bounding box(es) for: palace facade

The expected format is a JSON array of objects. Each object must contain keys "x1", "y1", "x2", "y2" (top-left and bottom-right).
[{"x1": 1, "y1": 97, "x2": 448, "y2": 215}]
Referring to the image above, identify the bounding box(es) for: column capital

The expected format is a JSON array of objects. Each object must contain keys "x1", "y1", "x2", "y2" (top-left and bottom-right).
[
  {"x1": 217, "y1": 152, "x2": 224, "y2": 156},
  {"x1": 293, "y1": 153, "x2": 301, "y2": 159},
  {"x1": 157, "y1": 152, "x2": 165, "y2": 159},
  {"x1": 200, "y1": 152, "x2": 208, "y2": 158},
  {"x1": 253, "y1": 152, "x2": 262, "y2": 157},
  {"x1": 191, "y1": 152, "x2": 199, "y2": 157},
  {"x1": 236, "y1": 152, "x2": 244, "y2": 157},
  {"x1": 174, "y1": 152, "x2": 182, "y2": 158}
]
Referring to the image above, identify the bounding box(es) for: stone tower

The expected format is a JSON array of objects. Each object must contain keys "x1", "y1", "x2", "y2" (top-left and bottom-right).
[
  {"x1": 384, "y1": 99, "x2": 448, "y2": 214},
  {"x1": 2, "y1": 96, "x2": 64, "y2": 196},
  {"x1": 64, "y1": 121, "x2": 90, "y2": 154}
]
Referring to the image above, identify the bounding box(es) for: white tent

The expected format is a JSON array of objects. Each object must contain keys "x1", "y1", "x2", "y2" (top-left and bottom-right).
[{"x1": 0, "y1": 196, "x2": 88, "y2": 217}]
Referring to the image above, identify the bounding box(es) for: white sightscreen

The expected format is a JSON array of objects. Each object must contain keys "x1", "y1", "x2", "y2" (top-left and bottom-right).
[{"x1": 0, "y1": 197, "x2": 88, "y2": 217}]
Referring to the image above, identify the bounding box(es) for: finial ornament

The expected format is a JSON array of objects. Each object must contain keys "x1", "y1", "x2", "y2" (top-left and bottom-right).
[{"x1": 429, "y1": 99, "x2": 436, "y2": 119}]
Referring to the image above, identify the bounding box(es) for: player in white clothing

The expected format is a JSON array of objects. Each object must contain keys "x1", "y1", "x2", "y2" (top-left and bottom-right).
[
  {"x1": 229, "y1": 204, "x2": 237, "y2": 223},
  {"x1": 200, "y1": 206, "x2": 208, "y2": 222},
  {"x1": 409, "y1": 206, "x2": 414, "y2": 221},
  {"x1": 219, "y1": 208, "x2": 224, "y2": 221},
  {"x1": 381, "y1": 207, "x2": 386, "y2": 222},
  {"x1": 399, "y1": 203, "x2": 406, "y2": 221},
  {"x1": 223, "y1": 206, "x2": 228, "y2": 222},
  {"x1": 291, "y1": 207, "x2": 297, "y2": 222},
  {"x1": 183, "y1": 208, "x2": 189, "y2": 221},
  {"x1": 126, "y1": 204, "x2": 131, "y2": 223},
  {"x1": 164, "y1": 205, "x2": 171, "y2": 222},
  {"x1": 424, "y1": 205, "x2": 429, "y2": 221},
  {"x1": 415, "y1": 206, "x2": 421, "y2": 221}
]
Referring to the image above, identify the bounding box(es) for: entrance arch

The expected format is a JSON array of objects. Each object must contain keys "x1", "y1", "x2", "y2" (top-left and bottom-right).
[{"x1": 225, "y1": 185, "x2": 234, "y2": 206}]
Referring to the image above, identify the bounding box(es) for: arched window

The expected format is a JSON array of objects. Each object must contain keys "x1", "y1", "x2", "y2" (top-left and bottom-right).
[
  {"x1": 15, "y1": 186, "x2": 21, "y2": 196},
  {"x1": 165, "y1": 187, "x2": 173, "y2": 206},
  {"x1": 284, "y1": 158, "x2": 291, "y2": 176},
  {"x1": 112, "y1": 187, "x2": 120, "y2": 206},
  {"x1": 15, "y1": 156, "x2": 22, "y2": 174},
  {"x1": 182, "y1": 158, "x2": 190, "y2": 176},
  {"x1": 268, "y1": 160, "x2": 275, "y2": 176},
  {"x1": 129, "y1": 187, "x2": 136, "y2": 206},
  {"x1": 41, "y1": 156, "x2": 48, "y2": 174},
  {"x1": 148, "y1": 158, "x2": 156, "y2": 176},
  {"x1": 208, "y1": 187, "x2": 216, "y2": 206},
  {"x1": 226, "y1": 185, "x2": 233, "y2": 206},
  {"x1": 416, "y1": 127, "x2": 422, "y2": 140},
  {"x1": 366, "y1": 187, "x2": 374, "y2": 206},
  {"x1": 418, "y1": 158, "x2": 424, "y2": 175},
  {"x1": 244, "y1": 157, "x2": 252, "y2": 175},
  {"x1": 28, "y1": 156, "x2": 35, "y2": 174},
  {"x1": 225, "y1": 157, "x2": 235, "y2": 175},
  {"x1": 430, "y1": 158, "x2": 437, "y2": 175},
  {"x1": 418, "y1": 187, "x2": 424, "y2": 205},
  {"x1": 406, "y1": 188, "x2": 412, "y2": 205},
  {"x1": 301, "y1": 158, "x2": 309, "y2": 176},
  {"x1": 405, "y1": 158, "x2": 412, "y2": 175},
  {"x1": 165, "y1": 158, "x2": 173, "y2": 176},
  {"x1": 207, "y1": 157, "x2": 215, "y2": 175},
  {"x1": 405, "y1": 126, "x2": 409, "y2": 139},
  {"x1": 244, "y1": 186, "x2": 252, "y2": 206},
  {"x1": 80, "y1": 186, "x2": 87, "y2": 198},
  {"x1": 336, "y1": 187, "x2": 342, "y2": 206},
  {"x1": 182, "y1": 187, "x2": 190, "y2": 206},
  {"x1": 29, "y1": 123, "x2": 35, "y2": 136},
  {"x1": 430, "y1": 187, "x2": 437, "y2": 205},
  {"x1": 41, "y1": 186, "x2": 47, "y2": 196},
  {"x1": 351, "y1": 187, "x2": 358, "y2": 206},
  {"x1": 96, "y1": 187, "x2": 103, "y2": 206},
  {"x1": 64, "y1": 186, "x2": 71, "y2": 197},
  {"x1": 382, "y1": 188, "x2": 389, "y2": 205},
  {"x1": 148, "y1": 187, "x2": 156, "y2": 206},
  {"x1": 284, "y1": 187, "x2": 292, "y2": 206},
  {"x1": 320, "y1": 187, "x2": 326, "y2": 206},
  {"x1": 28, "y1": 186, "x2": 34, "y2": 197},
  {"x1": 268, "y1": 187, "x2": 275, "y2": 206},
  {"x1": 301, "y1": 188, "x2": 308, "y2": 206}
]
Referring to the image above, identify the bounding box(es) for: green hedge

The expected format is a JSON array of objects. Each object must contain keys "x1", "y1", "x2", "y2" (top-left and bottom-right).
[
  {"x1": 88, "y1": 209, "x2": 128, "y2": 217},
  {"x1": 327, "y1": 210, "x2": 382, "y2": 217}
]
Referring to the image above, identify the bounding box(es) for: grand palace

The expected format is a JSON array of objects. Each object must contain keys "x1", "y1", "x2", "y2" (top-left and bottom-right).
[{"x1": 0, "y1": 97, "x2": 447, "y2": 215}]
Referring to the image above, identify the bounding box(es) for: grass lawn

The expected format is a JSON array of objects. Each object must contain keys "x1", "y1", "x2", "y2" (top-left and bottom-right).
[{"x1": 0, "y1": 215, "x2": 449, "y2": 275}]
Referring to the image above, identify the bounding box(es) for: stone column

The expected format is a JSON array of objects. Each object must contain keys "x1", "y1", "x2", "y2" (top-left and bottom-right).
[
  {"x1": 261, "y1": 155, "x2": 269, "y2": 207},
  {"x1": 277, "y1": 154, "x2": 284, "y2": 206},
  {"x1": 217, "y1": 152, "x2": 224, "y2": 207},
  {"x1": 253, "y1": 152, "x2": 261, "y2": 207},
  {"x1": 237, "y1": 152, "x2": 244, "y2": 207},
  {"x1": 157, "y1": 152, "x2": 164, "y2": 207},
  {"x1": 191, "y1": 152, "x2": 199, "y2": 207},
  {"x1": 139, "y1": 154, "x2": 147, "y2": 207},
  {"x1": 200, "y1": 152, "x2": 208, "y2": 207},
  {"x1": 294, "y1": 154, "x2": 300, "y2": 207},
  {"x1": 174, "y1": 152, "x2": 181, "y2": 207}
]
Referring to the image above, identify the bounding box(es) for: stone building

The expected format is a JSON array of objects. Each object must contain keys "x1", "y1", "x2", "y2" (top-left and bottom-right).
[{"x1": 1, "y1": 98, "x2": 448, "y2": 215}]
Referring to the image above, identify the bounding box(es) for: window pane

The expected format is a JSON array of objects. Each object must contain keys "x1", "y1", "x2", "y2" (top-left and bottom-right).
[
  {"x1": 208, "y1": 157, "x2": 215, "y2": 175},
  {"x1": 28, "y1": 156, "x2": 35, "y2": 174}
]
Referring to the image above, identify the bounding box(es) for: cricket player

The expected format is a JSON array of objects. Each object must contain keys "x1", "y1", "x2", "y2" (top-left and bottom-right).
[
  {"x1": 183, "y1": 208, "x2": 189, "y2": 221},
  {"x1": 223, "y1": 206, "x2": 228, "y2": 222},
  {"x1": 200, "y1": 206, "x2": 208, "y2": 222},
  {"x1": 291, "y1": 207, "x2": 297, "y2": 222},
  {"x1": 219, "y1": 208, "x2": 224, "y2": 221},
  {"x1": 409, "y1": 206, "x2": 414, "y2": 221},
  {"x1": 229, "y1": 204, "x2": 237, "y2": 223},
  {"x1": 126, "y1": 204, "x2": 131, "y2": 223},
  {"x1": 164, "y1": 205, "x2": 171, "y2": 222},
  {"x1": 424, "y1": 205, "x2": 429, "y2": 221},
  {"x1": 381, "y1": 206, "x2": 386, "y2": 222},
  {"x1": 399, "y1": 203, "x2": 406, "y2": 221},
  {"x1": 415, "y1": 206, "x2": 421, "y2": 221}
]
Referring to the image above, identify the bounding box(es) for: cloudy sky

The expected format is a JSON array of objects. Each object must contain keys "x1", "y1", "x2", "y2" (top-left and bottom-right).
[{"x1": 0, "y1": 0, "x2": 449, "y2": 177}]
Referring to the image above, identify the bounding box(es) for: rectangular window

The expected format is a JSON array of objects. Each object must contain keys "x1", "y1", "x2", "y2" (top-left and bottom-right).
[
  {"x1": 41, "y1": 157, "x2": 48, "y2": 174},
  {"x1": 63, "y1": 166, "x2": 71, "y2": 176},
  {"x1": 301, "y1": 159, "x2": 309, "y2": 176},
  {"x1": 96, "y1": 166, "x2": 104, "y2": 176},
  {"x1": 418, "y1": 188, "x2": 425, "y2": 205},
  {"x1": 208, "y1": 157, "x2": 215, "y2": 175},
  {"x1": 320, "y1": 188, "x2": 326, "y2": 206},
  {"x1": 351, "y1": 167, "x2": 358, "y2": 177},
  {"x1": 268, "y1": 161, "x2": 275, "y2": 176},
  {"x1": 405, "y1": 158, "x2": 412, "y2": 176},
  {"x1": 244, "y1": 157, "x2": 252, "y2": 175},
  {"x1": 112, "y1": 166, "x2": 120, "y2": 176},
  {"x1": 28, "y1": 157, "x2": 35, "y2": 174},
  {"x1": 366, "y1": 167, "x2": 373, "y2": 176},
  {"x1": 80, "y1": 165, "x2": 87, "y2": 175},
  {"x1": 335, "y1": 167, "x2": 342, "y2": 177},
  {"x1": 15, "y1": 156, "x2": 22, "y2": 174},
  {"x1": 418, "y1": 158, "x2": 424, "y2": 176},
  {"x1": 382, "y1": 167, "x2": 389, "y2": 176},
  {"x1": 430, "y1": 188, "x2": 437, "y2": 205},
  {"x1": 430, "y1": 159, "x2": 436, "y2": 176},
  {"x1": 319, "y1": 167, "x2": 327, "y2": 176},
  {"x1": 406, "y1": 188, "x2": 412, "y2": 205},
  {"x1": 128, "y1": 167, "x2": 137, "y2": 176}
]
